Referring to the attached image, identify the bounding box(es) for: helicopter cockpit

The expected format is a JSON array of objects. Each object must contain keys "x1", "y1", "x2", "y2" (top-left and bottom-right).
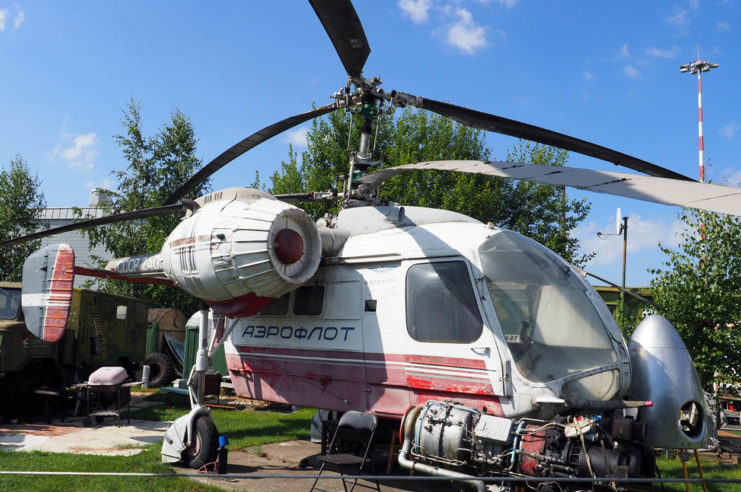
[{"x1": 479, "y1": 231, "x2": 626, "y2": 401}]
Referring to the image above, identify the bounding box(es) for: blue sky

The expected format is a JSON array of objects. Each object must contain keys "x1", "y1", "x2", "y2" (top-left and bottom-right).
[{"x1": 1, "y1": 1, "x2": 739, "y2": 287}]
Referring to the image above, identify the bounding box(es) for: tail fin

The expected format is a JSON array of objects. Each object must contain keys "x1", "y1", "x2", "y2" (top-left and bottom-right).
[{"x1": 21, "y1": 243, "x2": 75, "y2": 342}]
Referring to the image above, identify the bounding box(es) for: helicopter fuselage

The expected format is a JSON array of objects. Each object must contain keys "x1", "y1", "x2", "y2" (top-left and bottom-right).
[
  {"x1": 21, "y1": 192, "x2": 708, "y2": 480},
  {"x1": 223, "y1": 205, "x2": 630, "y2": 420}
]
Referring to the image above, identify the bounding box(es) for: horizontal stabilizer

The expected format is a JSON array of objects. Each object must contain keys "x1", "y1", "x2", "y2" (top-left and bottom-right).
[{"x1": 21, "y1": 243, "x2": 75, "y2": 342}]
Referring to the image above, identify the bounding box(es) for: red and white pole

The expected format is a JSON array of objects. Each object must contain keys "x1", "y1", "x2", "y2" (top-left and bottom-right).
[
  {"x1": 697, "y1": 70, "x2": 705, "y2": 182},
  {"x1": 680, "y1": 58, "x2": 718, "y2": 182}
]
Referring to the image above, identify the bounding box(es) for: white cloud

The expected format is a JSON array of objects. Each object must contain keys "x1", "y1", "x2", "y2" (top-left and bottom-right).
[
  {"x1": 721, "y1": 167, "x2": 741, "y2": 186},
  {"x1": 623, "y1": 64, "x2": 639, "y2": 79},
  {"x1": 285, "y1": 127, "x2": 308, "y2": 147},
  {"x1": 617, "y1": 43, "x2": 631, "y2": 59},
  {"x1": 645, "y1": 46, "x2": 681, "y2": 59},
  {"x1": 50, "y1": 132, "x2": 100, "y2": 172},
  {"x1": 667, "y1": 8, "x2": 691, "y2": 29},
  {"x1": 667, "y1": 0, "x2": 701, "y2": 31},
  {"x1": 13, "y1": 10, "x2": 24, "y2": 29},
  {"x1": 62, "y1": 133, "x2": 97, "y2": 160},
  {"x1": 399, "y1": 0, "x2": 431, "y2": 24},
  {"x1": 576, "y1": 215, "x2": 684, "y2": 267},
  {"x1": 0, "y1": 9, "x2": 8, "y2": 31},
  {"x1": 494, "y1": 0, "x2": 518, "y2": 8},
  {"x1": 582, "y1": 69, "x2": 594, "y2": 81},
  {"x1": 445, "y1": 8, "x2": 487, "y2": 55},
  {"x1": 717, "y1": 21, "x2": 731, "y2": 32},
  {"x1": 83, "y1": 178, "x2": 113, "y2": 192},
  {"x1": 719, "y1": 122, "x2": 740, "y2": 139}
]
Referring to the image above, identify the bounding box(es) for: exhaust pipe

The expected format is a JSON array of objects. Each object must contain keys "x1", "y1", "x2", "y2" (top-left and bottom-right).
[{"x1": 397, "y1": 436, "x2": 485, "y2": 492}]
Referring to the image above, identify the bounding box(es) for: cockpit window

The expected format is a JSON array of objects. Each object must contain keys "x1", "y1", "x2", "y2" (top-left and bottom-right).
[
  {"x1": 406, "y1": 261, "x2": 483, "y2": 343},
  {"x1": 479, "y1": 231, "x2": 616, "y2": 383},
  {"x1": 0, "y1": 288, "x2": 21, "y2": 320}
]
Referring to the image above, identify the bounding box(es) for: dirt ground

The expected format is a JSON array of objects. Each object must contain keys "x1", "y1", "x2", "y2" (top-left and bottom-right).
[{"x1": 176, "y1": 439, "x2": 460, "y2": 492}]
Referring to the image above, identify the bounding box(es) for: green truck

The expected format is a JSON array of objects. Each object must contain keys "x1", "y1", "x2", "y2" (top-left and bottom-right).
[{"x1": 0, "y1": 281, "x2": 148, "y2": 419}]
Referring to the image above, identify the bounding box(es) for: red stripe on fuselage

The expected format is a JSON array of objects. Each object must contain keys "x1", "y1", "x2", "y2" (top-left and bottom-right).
[{"x1": 226, "y1": 346, "x2": 502, "y2": 417}]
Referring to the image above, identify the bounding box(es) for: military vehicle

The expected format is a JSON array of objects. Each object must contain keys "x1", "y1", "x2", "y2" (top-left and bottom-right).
[{"x1": 0, "y1": 281, "x2": 148, "y2": 419}]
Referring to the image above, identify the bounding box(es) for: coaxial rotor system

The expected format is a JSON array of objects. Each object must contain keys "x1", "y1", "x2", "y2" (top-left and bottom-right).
[{"x1": 4, "y1": 0, "x2": 740, "y2": 252}]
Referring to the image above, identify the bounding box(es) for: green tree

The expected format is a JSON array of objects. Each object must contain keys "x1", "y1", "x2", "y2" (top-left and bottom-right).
[
  {"x1": 271, "y1": 107, "x2": 592, "y2": 265},
  {"x1": 84, "y1": 99, "x2": 210, "y2": 315},
  {"x1": 0, "y1": 156, "x2": 46, "y2": 281},
  {"x1": 650, "y1": 209, "x2": 741, "y2": 390}
]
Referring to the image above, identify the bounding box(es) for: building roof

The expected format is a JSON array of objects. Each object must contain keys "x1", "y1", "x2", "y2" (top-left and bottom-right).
[{"x1": 38, "y1": 207, "x2": 107, "y2": 221}]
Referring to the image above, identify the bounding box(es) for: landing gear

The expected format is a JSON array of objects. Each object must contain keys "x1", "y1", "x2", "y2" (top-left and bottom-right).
[
  {"x1": 182, "y1": 415, "x2": 218, "y2": 469},
  {"x1": 161, "y1": 310, "x2": 237, "y2": 469},
  {"x1": 162, "y1": 407, "x2": 219, "y2": 468}
]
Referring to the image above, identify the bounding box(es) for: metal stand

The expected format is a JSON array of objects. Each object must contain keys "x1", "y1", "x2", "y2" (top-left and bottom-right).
[{"x1": 679, "y1": 449, "x2": 708, "y2": 492}]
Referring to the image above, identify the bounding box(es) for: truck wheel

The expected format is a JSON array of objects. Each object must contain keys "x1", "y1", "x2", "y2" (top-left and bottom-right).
[
  {"x1": 182, "y1": 415, "x2": 218, "y2": 469},
  {"x1": 142, "y1": 352, "x2": 175, "y2": 387},
  {"x1": 0, "y1": 374, "x2": 19, "y2": 421}
]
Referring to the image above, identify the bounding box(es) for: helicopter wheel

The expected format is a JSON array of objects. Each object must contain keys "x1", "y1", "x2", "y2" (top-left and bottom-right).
[{"x1": 182, "y1": 415, "x2": 218, "y2": 469}]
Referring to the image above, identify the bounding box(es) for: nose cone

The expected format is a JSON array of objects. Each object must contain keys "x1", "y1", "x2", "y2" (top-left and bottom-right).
[
  {"x1": 630, "y1": 314, "x2": 687, "y2": 350},
  {"x1": 628, "y1": 315, "x2": 709, "y2": 449}
]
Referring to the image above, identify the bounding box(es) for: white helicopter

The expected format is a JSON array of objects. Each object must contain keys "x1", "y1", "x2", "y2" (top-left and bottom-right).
[{"x1": 5, "y1": 0, "x2": 741, "y2": 486}]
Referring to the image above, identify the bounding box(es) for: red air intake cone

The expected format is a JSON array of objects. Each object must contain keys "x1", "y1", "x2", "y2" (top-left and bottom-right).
[{"x1": 274, "y1": 228, "x2": 304, "y2": 265}]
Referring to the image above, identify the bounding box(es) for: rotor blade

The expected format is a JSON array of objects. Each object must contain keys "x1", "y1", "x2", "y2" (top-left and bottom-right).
[
  {"x1": 357, "y1": 160, "x2": 741, "y2": 216},
  {"x1": 309, "y1": 0, "x2": 370, "y2": 77},
  {"x1": 387, "y1": 92, "x2": 693, "y2": 181},
  {"x1": 165, "y1": 103, "x2": 338, "y2": 205},
  {"x1": 0, "y1": 203, "x2": 184, "y2": 248}
]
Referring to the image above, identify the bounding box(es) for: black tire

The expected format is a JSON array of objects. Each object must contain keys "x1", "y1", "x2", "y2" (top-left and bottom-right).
[
  {"x1": 14, "y1": 362, "x2": 61, "y2": 420},
  {"x1": 142, "y1": 352, "x2": 175, "y2": 387},
  {"x1": 182, "y1": 415, "x2": 218, "y2": 469}
]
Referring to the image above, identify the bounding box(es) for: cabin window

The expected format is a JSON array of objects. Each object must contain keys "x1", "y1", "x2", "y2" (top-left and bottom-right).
[
  {"x1": 293, "y1": 285, "x2": 325, "y2": 316},
  {"x1": 405, "y1": 261, "x2": 483, "y2": 343},
  {"x1": 261, "y1": 293, "x2": 290, "y2": 316},
  {"x1": 0, "y1": 288, "x2": 21, "y2": 320}
]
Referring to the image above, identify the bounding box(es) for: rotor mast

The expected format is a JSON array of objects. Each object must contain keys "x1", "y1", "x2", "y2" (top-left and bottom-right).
[{"x1": 339, "y1": 76, "x2": 384, "y2": 205}]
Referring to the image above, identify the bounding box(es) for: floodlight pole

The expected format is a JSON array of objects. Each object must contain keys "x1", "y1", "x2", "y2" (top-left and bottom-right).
[
  {"x1": 679, "y1": 58, "x2": 719, "y2": 183},
  {"x1": 620, "y1": 216, "x2": 628, "y2": 328}
]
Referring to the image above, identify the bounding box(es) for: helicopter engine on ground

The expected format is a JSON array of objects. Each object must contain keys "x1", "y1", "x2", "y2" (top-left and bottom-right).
[{"x1": 400, "y1": 401, "x2": 654, "y2": 487}]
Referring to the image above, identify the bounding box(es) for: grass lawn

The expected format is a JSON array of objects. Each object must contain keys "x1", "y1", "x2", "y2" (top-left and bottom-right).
[
  {"x1": 655, "y1": 455, "x2": 741, "y2": 491},
  {"x1": 0, "y1": 394, "x2": 315, "y2": 491}
]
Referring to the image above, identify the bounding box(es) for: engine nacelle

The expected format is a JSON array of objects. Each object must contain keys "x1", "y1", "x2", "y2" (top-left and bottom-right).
[
  {"x1": 627, "y1": 315, "x2": 709, "y2": 449},
  {"x1": 160, "y1": 188, "x2": 321, "y2": 305}
]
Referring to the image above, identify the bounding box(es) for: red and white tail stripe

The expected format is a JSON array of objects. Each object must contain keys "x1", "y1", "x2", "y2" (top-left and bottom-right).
[{"x1": 21, "y1": 243, "x2": 75, "y2": 343}]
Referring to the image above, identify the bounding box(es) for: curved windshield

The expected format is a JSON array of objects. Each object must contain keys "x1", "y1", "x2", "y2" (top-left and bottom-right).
[{"x1": 479, "y1": 231, "x2": 616, "y2": 383}]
